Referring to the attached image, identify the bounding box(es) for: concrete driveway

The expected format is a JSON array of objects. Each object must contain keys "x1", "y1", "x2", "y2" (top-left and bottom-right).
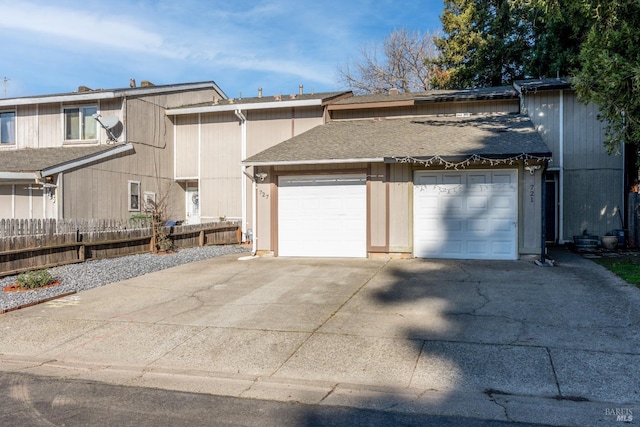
[{"x1": 1, "y1": 249, "x2": 639, "y2": 426}]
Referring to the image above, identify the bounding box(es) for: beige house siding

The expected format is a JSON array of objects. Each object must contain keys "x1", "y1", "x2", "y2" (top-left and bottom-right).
[
  {"x1": 175, "y1": 115, "x2": 200, "y2": 178},
  {"x1": 170, "y1": 104, "x2": 326, "y2": 230},
  {"x1": 522, "y1": 89, "x2": 624, "y2": 241},
  {"x1": 16, "y1": 105, "x2": 38, "y2": 148},
  {"x1": 388, "y1": 163, "x2": 413, "y2": 252},
  {"x1": 368, "y1": 162, "x2": 387, "y2": 251},
  {"x1": 0, "y1": 185, "x2": 12, "y2": 217}
]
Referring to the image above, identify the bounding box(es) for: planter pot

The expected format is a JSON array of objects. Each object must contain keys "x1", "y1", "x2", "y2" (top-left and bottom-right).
[
  {"x1": 574, "y1": 235, "x2": 598, "y2": 251},
  {"x1": 601, "y1": 235, "x2": 618, "y2": 250}
]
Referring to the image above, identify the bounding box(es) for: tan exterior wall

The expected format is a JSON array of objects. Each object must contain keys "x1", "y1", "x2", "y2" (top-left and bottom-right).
[
  {"x1": 175, "y1": 115, "x2": 199, "y2": 178},
  {"x1": 0, "y1": 184, "x2": 53, "y2": 219},
  {"x1": 388, "y1": 163, "x2": 413, "y2": 252},
  {"x1": 522, "y1": 89, "x2": 624, "y2": 241},
  {"x1": 0, "y1": 185, "x2": 13, "y2": 217},
  {"x1": 368, "y1": 163, "x2": 387, "y2": 250},
  {"x1": 170, "y1": 105, "x2": 326, "y2": 231},
  {"x1": 519, "y1": 165, "x2": 543, "y2": 255}
]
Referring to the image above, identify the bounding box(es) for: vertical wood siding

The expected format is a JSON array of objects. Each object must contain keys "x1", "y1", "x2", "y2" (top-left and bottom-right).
[
  {"x1": 523, "y1": 89, "x2": 624, "y2": 240},
  {"x1": 369, "y1": 163, "x2": 387, "y2": 249},
  {"x1": 174, "y1": 114, "x2": 199, "y2": 178},
  {"x1": 0, "y1": 185, "x2": 13, "y2": 217},
  {"x1": 388, "y1": 163, "x2": 412, "y2": 251},
  {"x1": 17, "y1": 105, "x2": 38, "y2": 148}
]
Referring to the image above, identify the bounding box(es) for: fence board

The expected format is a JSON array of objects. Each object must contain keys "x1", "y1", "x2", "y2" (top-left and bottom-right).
[{"x1": 0, "y1": 220, "x2": 240, "y2": 277}]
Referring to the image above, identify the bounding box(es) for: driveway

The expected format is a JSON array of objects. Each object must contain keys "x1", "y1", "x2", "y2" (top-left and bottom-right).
[{"x1": 1, "y1": 249, "x2": 638, "y2": 426}]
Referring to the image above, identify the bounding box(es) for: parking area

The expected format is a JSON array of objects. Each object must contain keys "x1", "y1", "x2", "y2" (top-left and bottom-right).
[{"x1": 1, "y1": 248, "x2": 639, "y2": 425}]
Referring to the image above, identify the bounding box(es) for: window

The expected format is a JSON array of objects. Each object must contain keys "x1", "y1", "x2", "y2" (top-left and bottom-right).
[
  {"x1": 64, "y1": 106, "x2": 97, "y2": 140},
  {"x1": 0, "y1": 111, "x2": 15, "y2": 144},
  {"x1": 128, "y1": 181, "x2": 141, "y2": 211}
]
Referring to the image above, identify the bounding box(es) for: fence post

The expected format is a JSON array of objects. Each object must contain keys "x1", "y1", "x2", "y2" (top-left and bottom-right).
[{"x1": 199, "y1": 230, "x2": 205, "y2": 246}]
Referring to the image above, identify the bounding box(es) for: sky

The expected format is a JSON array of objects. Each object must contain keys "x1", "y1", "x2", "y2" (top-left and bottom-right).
[{"x1": 0, "y1": 0, "x2": 444, "y2": 99}]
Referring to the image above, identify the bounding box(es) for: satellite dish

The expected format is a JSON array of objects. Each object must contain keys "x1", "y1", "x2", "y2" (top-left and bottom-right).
[
  {"x1": 92, "y1": 114, "x2": 120, "y2": 142},
  {"x1": 100, "y1": 115, "x2": 120, "y2": 130}
]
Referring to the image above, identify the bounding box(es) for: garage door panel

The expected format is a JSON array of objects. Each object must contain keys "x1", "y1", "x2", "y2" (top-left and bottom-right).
[
  {"x1": 414, "y1": 170, "x2": 517, "y2": 260},
  {"x1": 279, "y1": 174, "x2": 366, "y2": 258}
]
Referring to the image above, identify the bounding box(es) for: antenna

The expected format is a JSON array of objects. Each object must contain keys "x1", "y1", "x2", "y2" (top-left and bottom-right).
[
  {"x1": 92, "y1": 113, "x2": 120, "y2": 143},
  {"x1": 2, "y1": 77, "x2": 9, "y2": 98}
]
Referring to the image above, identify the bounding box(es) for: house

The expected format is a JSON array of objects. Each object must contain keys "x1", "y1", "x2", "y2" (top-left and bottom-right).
[
  {"x1": 166, "y1": 88, "x2": 352, "y2": 237},
  {"x1": 0, "y1": 81, "x2": 226, "y2": 222},
  {"x1": 514, "y1": 78, "x2": 626, "y2": 244},
  {"x1": 242, "y1": 87, "x2": 552, "y2": 260}
]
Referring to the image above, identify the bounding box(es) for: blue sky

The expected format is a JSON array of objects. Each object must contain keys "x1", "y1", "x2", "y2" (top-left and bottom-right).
[{"x1": 0, "y1": 0, "x2": 444, "y2": 99}]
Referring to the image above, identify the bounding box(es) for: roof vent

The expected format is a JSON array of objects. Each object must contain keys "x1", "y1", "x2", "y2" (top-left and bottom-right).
[
  {"x1": 140, "y1": 80, "x2": 155, "y2": 87},
  {"x1": 299, "y1": 84, "x2": 303, "y2": 95},
  {"x1": 388, "y1": 88, "x2": 399, "y2": 95},
  {"x1": 289, "y1": 94, "x2": 296, "y2": 100},
  {"x1": 274, "y1": 94, "x2": 282, "y2": 101},
  {"x1": 78, "y1": 85, "x2": 92, "y2": 92},
  {"x1": 258, "y1": 88, "x2": 263, "y2": 98},
  {"x1": 129, "y1": 78, "x2": 136, "y2": 88}
]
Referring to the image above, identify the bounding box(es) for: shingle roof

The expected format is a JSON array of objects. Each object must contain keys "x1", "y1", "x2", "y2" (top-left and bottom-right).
[
  {"x1": 0, "y1": 145, "x2": 125, "y2": 173},
  {"x1": 243, "y1": 114, "x2": 551, "y2": 165}
]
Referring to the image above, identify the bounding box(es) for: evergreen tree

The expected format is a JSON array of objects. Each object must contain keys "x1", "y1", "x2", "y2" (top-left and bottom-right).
[
  {"x1": 573, "y1": 0, "x2": 640, "y2": 153},
  {"x1": 433, "y1": 0, "x2": 533, "y2": 88}
]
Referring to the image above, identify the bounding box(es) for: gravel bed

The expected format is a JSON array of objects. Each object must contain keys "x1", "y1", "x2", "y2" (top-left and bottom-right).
[{"x1": 1, "y1": 245, "x2": 247, "y2": 312}]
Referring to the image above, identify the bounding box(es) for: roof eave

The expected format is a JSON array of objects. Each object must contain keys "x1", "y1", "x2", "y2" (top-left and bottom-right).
[
  {"x1": 242, "y1": 157, "x2": 384, "y2": 167},
  {"x1": 41, "y1": 143, "x2": 135, "y2": 176},
  {"x1": 0, "y1": 172, "x2": 39, "y2": 180},
  {"x1": 385, "y1": 152, "x2": 552, "y2": 163},
  {"x1": 328, "y1": 100, "x2": 415, "y2": 110},
  {"x1": 167, "y1": 98, "x2": 324, "y2": 115}
]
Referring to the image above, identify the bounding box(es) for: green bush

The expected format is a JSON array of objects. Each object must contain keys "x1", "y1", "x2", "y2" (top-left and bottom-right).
[{"x1": 16, "y1": 269, "x2": 56, "y2": 289}]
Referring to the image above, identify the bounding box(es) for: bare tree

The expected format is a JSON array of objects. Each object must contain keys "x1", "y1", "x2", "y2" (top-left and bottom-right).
[{"x1": 337, "y1": 28, "x2": 441, "y2": 94}]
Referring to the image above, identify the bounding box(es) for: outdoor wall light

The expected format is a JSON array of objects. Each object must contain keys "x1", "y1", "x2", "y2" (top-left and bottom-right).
[{"x1": 255, "y1": 172, "x2": 268, "y2": 181}]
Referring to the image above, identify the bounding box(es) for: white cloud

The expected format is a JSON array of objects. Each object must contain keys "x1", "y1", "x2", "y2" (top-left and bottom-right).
[{"x1": 0, "y1": 2, "x2": 177, "y2": 57}]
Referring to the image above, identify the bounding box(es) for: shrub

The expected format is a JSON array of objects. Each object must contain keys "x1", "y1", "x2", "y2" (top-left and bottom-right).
[{"x1": 16, "y1": 269, "x2": 56, "y2": 289}]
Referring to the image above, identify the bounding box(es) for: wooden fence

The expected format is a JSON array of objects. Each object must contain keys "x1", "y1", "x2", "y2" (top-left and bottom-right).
[{"x1": 0, "y1": 220, "x2": 242, "y2": 278}]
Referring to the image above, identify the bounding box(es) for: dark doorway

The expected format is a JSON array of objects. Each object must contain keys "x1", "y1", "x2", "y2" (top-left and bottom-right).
[{"x1": 545, "y1": 173, "x2": 558, "y2": 243}]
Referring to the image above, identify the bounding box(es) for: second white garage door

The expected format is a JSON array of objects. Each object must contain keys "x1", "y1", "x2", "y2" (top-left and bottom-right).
[
  {"x1": 414, "y1": 170, "x2": 518, "y2": 260},
  {"x1": 278, "y1": 174, "x2": 367, "y2": 257}
]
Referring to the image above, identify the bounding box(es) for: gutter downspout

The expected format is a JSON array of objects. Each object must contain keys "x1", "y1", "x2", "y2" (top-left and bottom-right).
[
  {"x1": 242, "y1": 169, "x2": 257, "y2": 256},
  {"x1": 559, "y1": 90, "x2": 565, "y2": 243},
  {"x1": 235, "y1": 109, "x2": 247, "y2": 241}
]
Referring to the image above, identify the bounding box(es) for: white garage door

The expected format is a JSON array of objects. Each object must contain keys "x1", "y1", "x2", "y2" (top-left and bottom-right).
[
  {"x1": 414, "y1": 170, "x2": 517, "y2": 260},
  {"x1": 278, "y1": 174, "x2": 367, "y2": 257}
]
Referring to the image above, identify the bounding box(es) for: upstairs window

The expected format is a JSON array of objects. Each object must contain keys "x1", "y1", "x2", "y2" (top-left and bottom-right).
[
  {"x1": 64, "y1": 106, "x2": 97, "y2": 141},
  {"x1": 0, "y1": 111, "x2": 15, "y2": 144}
]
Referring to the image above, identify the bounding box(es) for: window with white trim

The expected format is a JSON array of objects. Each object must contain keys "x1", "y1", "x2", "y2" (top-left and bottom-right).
[
  {"x1": 128, "y1": 181, "x2": 141, "y2": 211},
  {"x1": 64, "y1": 105, "x2": 98, "y2": 141},
  {"x1": 0, "y1": 111, "x2": 16, "y2": 144}
]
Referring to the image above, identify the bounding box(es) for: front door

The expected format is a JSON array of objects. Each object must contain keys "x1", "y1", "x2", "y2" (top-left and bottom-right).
[{"x1": 186, "y1": 186, "x2": 200, "y2": 224}]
